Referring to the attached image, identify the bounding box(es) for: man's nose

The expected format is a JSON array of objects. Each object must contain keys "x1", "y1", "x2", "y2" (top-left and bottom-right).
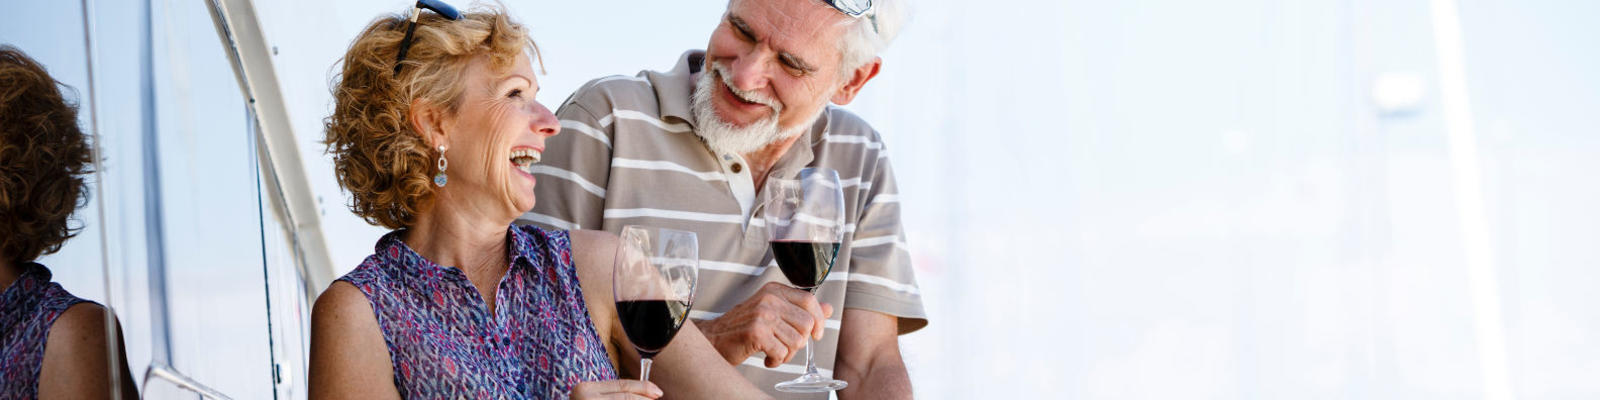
[{"x1": 728, "y1": 46, "x2": 773, "y2": 93}]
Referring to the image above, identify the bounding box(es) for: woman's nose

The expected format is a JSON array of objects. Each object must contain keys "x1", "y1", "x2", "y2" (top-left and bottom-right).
[{"x1": 531, "y1": 102, "x2": 559, "y2": 137}]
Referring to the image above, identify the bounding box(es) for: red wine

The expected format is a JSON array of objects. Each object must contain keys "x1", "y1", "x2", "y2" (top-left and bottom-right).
[
  {"x1": 615, "y1": 300, "x2": 690, "y2": 358},
  {"x1": 770, "y1": 241, "x2": 840, "y2": 289}
]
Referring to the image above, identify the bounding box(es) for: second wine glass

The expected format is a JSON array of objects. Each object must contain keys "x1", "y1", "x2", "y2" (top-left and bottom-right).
[
  {"x1": 612, "y1": 225, "x2": 699, "y2": 383},
  {"x1": 764, "y1": 168, "x2": 848, "y2": 393}
]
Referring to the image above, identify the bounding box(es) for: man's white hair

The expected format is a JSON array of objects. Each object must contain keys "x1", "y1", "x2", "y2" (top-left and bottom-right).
[{"x1": 837, "y1": 0, "x2": 908, "y2": 73}]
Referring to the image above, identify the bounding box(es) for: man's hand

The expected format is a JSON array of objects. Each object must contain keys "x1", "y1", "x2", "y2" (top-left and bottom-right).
[{"x1": 697, "y1": 282, "x2": 835, "y2": 367}]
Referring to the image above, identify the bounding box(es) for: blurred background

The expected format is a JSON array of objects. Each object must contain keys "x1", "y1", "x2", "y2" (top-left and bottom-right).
[{"x1": 4, "y1": 0, "x2": 1597, "y2": 398}]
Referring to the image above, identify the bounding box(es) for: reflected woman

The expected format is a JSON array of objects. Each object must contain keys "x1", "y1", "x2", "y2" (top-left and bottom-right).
[
  {"x1": 0, "y1": 46, "x2": 139, "y2": 399},
  {"x1": 308, "y1": 4, "x2": 769, "y2": 399}
]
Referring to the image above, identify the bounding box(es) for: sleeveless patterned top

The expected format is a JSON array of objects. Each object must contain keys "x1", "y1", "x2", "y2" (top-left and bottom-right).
[
  {"x1": 0, "y1": 263, "x2": 90, "y2": 400},
  {"x1": 338, "y1": 225, "x2": 618, "y2": 399}
]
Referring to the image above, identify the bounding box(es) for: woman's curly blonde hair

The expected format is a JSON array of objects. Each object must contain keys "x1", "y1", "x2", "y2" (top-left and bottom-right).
[
  {"x1": 324, "y1": 4, "x2": 540, "y2": 229},
  {"x1": 0, "y1": 46, "x2": 94, "y2": 265}
]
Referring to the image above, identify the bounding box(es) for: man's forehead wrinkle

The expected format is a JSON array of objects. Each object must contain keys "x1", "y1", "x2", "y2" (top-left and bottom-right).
[{"x1": 744, "y1": 0, "x2": 838, "y2": 42}]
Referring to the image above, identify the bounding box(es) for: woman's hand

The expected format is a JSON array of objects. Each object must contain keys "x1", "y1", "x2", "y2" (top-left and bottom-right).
[{"x1": 570, "y1": 380, "x2": 663, "y2": 400}]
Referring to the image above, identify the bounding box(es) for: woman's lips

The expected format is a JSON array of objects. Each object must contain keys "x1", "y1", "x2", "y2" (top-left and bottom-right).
[{"x1": 511, "y1": 160, "x2": 537, "y2": 184}]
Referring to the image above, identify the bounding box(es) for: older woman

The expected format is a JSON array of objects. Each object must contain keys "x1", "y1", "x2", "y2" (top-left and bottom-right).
[
  {"x1": 0, "y1": 45, "x2": 139, "y2": 399},
  {"x1": 308, "y1": 4, "x2": 769, "y2": 399}
]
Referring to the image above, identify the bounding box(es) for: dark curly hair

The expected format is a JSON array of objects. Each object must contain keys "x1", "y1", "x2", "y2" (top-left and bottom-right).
[
  {"x1": 324, "y1": 5, "x2": 538, "y2": 229},
  {"x1": 0, "y1": 45, "x2": 94, "y2": 265}
]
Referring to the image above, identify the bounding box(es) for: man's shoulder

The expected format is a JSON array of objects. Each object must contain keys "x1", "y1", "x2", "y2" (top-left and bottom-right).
[
  {"x1": 822, "y1": 106, "x2": 888, "y2": 146},
  {"x1": 562, "y1": 73, "x2": 661, "y2": 114}
]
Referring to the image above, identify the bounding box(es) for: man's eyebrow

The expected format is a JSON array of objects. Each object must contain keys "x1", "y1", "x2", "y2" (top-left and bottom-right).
[
  {"x1": 728, "y1": 15, "x2": 757, "y2": 40},
  {"x1": 779, "y1": 52, "x2": 817, "y2": 73},
  {"x1": 728, "y1": 14, "x2": 817, "y2": 73}
]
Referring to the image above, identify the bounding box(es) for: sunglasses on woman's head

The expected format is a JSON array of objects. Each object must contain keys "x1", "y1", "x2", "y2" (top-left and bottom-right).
[{"x1": 394, "y1": 0, "x2": 464, "y2": 74}]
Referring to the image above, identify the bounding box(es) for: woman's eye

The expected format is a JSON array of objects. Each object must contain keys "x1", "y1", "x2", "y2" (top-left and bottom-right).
[{"x1": 507, "y1": 89, "x2": 523, "y2": 98}]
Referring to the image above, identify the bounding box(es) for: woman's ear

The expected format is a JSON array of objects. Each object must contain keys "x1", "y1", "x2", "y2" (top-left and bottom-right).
[{"x1": 409, "y1": 99, "x2": 449, "y2": 148}]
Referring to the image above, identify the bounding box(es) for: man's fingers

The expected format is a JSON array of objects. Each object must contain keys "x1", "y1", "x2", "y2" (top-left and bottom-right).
[
  {"x1": 759, "y1": 333, "x2": 791, "y2": 368},
  {"x1": 818, "y1": 302, "x2": 834, "y2": 339},
  {"x1": 764, "y1": 284, "x2": 830, "y2": 339},
  {"x1": 774, "y1": 300, "x2": 824, "y2": 342},
  {"x1": 770, "y1": 316, "x2": 808, "y2": 356}
]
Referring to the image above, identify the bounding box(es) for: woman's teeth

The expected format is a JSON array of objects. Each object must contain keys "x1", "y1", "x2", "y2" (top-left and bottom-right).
[{"x1": 510, "y1": 148, "x2": 542, "y2": 173}]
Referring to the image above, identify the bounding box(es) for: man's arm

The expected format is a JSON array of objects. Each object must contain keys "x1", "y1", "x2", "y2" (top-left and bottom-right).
[
  {"x1": 834, "y1": 309, "x2": 912, "y2": 400},
  {"x1": 830, "y1": 129, "x2": 925, "y2": 398}
]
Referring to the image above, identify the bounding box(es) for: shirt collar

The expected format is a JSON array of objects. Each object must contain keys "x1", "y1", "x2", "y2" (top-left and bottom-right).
[
  {"x1": 0, "y1": 262, "x2": 55, "y2": 328},
  {"x1": 644, "y1": 50, "x2": 704, "y2": 128},
  {"x1": 373, "y1": 225, "x2": 539, "y2": 275},
  {"x1": 1, "y1": 262, "x2": 53, "y2": 296}
]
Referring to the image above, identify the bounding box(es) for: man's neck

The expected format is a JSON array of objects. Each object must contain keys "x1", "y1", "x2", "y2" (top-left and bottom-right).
[{"x1": 744, "y1": 132, "x2": 805, "y2": 192}]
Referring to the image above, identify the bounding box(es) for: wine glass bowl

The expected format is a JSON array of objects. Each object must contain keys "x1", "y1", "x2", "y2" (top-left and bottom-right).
[{"x1": 613, "y1": 225, "x2": 699, "y2": 383}]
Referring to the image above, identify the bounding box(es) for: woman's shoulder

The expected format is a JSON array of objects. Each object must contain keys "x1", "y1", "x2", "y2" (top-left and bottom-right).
[
  {"x1": 36, "y1": 302, "x2": 121, "y2": 397},
  {"x1": 312, "y1": 280, "x2": 375, "y2": 330},
  {"x1": 309, "y1": 280, "x2": 396, "y2": 398},
  {"x1": 42, "y1": 302, "x2": 112, "y2": 355}
]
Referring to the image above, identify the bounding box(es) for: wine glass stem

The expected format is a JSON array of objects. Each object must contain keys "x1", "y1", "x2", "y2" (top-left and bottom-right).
[
  {"x1": 640, "y1": 357, "x2": 653, "y2": 382},
  {"x1": 802, "y1": 287, "x2": 821, "y2": 375},
  {"x1": 803, "y1": 335, "x2": 820, "y2": 375}
]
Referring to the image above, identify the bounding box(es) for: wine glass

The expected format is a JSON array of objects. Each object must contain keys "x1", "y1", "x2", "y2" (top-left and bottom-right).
[
  {"x1": 613, "y1": 225, "x2": 699, "y2": 383},
  {"x1": 763, "y1": 168, "x2": 848, "y2": 392}
]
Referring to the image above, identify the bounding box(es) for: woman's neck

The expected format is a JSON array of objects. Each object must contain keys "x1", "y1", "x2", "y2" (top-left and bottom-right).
[{"x1": 403, "y1": 189, "x2": 512, "y2": 279}]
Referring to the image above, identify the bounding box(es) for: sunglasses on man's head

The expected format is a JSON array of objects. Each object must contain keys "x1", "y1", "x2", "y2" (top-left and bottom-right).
[
  {"x1": 394, "y1": 0, "x2": 464, "y2": 74},
  {"x1": 823, "y1": 0, "x2": 873, "y2": 17}
]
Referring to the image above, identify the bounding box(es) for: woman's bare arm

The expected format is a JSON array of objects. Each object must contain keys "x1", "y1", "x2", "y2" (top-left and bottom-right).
[
  {"x1": 309, "y1": 282, "x2": 402, "y2": 400},
  {"x1": 570, "y1": 229, "x2": 771, "y2": 399}
]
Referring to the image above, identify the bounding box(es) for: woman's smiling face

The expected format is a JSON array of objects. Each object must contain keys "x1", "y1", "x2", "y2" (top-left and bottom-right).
[{"x1": 434, "y1": 52, "x2": 559, "y2": 222}]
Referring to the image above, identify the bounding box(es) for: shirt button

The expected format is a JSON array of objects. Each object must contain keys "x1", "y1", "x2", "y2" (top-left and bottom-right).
[{"x1": 731, "y1": 163, "x2": 743, "y2": 173}]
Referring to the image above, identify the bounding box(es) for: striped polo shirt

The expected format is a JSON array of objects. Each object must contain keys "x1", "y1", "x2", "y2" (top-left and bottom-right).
[{"x1": 520, "y1": 50, "x2": 926, "y2": 396}]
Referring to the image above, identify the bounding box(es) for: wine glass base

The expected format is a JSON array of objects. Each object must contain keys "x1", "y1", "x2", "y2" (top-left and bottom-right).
[{"x1": 774, "y1": 373, "x2": 848, "y2": 393}]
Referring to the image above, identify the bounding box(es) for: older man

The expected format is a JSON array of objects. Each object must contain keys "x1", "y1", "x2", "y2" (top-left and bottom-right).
[{"x1": 522, "y1": 0, "x2": 923, "y2": 397}]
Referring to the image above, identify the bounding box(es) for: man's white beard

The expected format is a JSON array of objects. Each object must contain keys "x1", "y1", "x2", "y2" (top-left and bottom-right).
[{"x1": 690, "y1": 62, "x2": 815, "y2": 155}]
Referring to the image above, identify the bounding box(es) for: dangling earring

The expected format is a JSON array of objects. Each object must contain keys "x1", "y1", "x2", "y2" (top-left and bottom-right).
[{"x1": 433, "y1": 145, "x2": 449, "y2": 187}]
